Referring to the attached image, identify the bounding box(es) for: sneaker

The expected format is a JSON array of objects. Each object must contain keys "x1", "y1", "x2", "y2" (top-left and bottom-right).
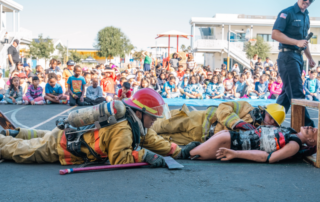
[
  {"x1": 186, "y1": 95, "x2": 189, "y2": 99},
  {"x1": 16, "y1": 101, "x2": 23, "y2": 105},
  {"x1": 46, "y1": 100, "x2": 52, "y2": 104},
  {"x1": 35, "y1": 101, "x2": 45, "y2": 105},
  {"x1": 24, "y1": 101, "x2": 29, "y2": 105},
  {"x1": 59, "y1": 100, "x2": 68, "y2": 104}
]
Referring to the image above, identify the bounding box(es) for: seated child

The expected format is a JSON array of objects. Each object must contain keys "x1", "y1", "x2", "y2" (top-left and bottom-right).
[
  {"x1": 116, "y1": 82, "x2": 132, "y2": 101},
  {"x1": 157, "y1": 73, "x2": 167, "y2": 91},
  {"x1": 45, "y1": 73, "x2": 68, "y2": 104},
  {"x1": 139, "y1": 78, "x2": 150, "y2": 89},
  {"x1": 223, "y1": 72, "x2": 234, "y2": 99},
  {"x1": 150, "y1": 77, "x2": 160, "y2": 93},
  {"x1": 161, "y1": 76, "x2": 180, "y2": 98},
  {"x1": 67, "y1": 65, "x2": 86, "y2": 106},
  {"x1": 268, "y1": 75, "x2": 283, "y2": 99},
  {"x1": 38, "y1": 73, "x2": 47, "y2": 96},
  {"x1": 18, "y1": 73, "x2": 28, "y2": 95},
  {"x1": 249, "y1": 74, "x2": 270, "y2": 99},
  {"x1": 100, "y1": 67, "x2": 116, "y2": 102},
  {"x1": 56, "y1": 72, "x2": 66, "y2": 95},
  {"x1": 205, "y1": 75, "x2": 224, "y2": 99},
  {"x1": 84, "y1": 72, "x2": 92, "y2": 93},
  {"x1": 179, "y1": 76, "x2": 189, "y2": 95},
  {"x1": 5, "y1": 77, "x2": 23, "y2": 104},
  {"x1": 304, "y1": 70, "x2": 320, "y2": 101},
  {"x1": 184, "y1": 75, "x2": 204, "y2": 99},
  {"x1": 35, "y1": 65, "x2": 44, "y2": 75},
  {"x1": 0, "y1": 72, "x2": 5, "y2": 100},
  {"x1": 268, "y1": 77, "x2": 275, "y2": 92},
  {"x1": 84, "y1": 78, "x2": 106, "y2": 105},
  {"x1": 23, "y1": 76, "x2": 45, "y2": 105},
  {"x1": 115, "y1": 77, "x2": 127, "y2": 96},
  {"x1": 234, "y1": 74, "x2": 248, "y2": 98}
]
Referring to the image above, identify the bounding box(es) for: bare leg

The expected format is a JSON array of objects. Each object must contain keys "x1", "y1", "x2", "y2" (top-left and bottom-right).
[
  {"x1": 185, "y1": 93, "x2": 196, "y2": 98},
  {"x1": 190, "y1": 130, "x2": 231, "y2": 160}
]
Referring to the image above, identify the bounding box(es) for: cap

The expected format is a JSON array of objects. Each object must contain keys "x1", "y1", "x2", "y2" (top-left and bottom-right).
[
  {"x1": 23, "y1": 63, "x2": 30, "y2": 67},
  {"x1": 28, "y1": 72, "x2": 36, "y2": 78},
  {"x1": 67, "y1": 60, "x2": 75, "y2": 66},
  {"x1": 18, "y1": 73, "x2": 27, "y2": 78},
  {"x1": 123, "y1": 82, "x2": 131, "y2": 90},
  {"x1": 214, "y1": 68, "x2": 221, "y2": 72}
]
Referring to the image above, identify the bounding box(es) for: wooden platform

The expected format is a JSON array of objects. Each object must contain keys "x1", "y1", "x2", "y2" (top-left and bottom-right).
[{"x1": 291, "y1": 99, "x2": 320, "y2": 168}]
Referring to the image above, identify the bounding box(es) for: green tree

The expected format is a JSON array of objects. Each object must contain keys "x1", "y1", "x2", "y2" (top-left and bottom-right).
[
  {"x1": 29, "y1": 34, "x2": 55, "y2": 68},
  {"x1": 55, "y1": 44, "x2": 68, "y2": 64},
  {"x1": 95, "y1": 26, "x2": 134, "y2": 60},
  {"x1": 180, "y1": 44, "x2": 192, "y2": 53},
  {"x1": 68, "y1": 50, "x2": 83, "y2": 63},
  {"x1": 244, "y1": 36, "x2": 271, "y2": 60}
]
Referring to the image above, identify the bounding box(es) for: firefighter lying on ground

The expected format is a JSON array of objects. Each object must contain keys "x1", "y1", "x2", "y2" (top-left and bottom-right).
[
  {"x1": 0, "y1": 89, "x2": 200, "y2": 168},
  {"x1": 189, "y1": 126, "x2": 318, "y2": 163},
  {"x1": 151, "y1": 101, "x2": 286, "y2": 146}
]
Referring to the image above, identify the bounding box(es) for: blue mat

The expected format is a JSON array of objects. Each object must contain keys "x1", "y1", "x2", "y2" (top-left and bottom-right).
[{"x1": 163, "y1": 98, "x2": 277, "y2": 107}]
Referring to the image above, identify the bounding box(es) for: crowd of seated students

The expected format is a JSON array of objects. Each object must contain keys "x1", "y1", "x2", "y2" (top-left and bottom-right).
[{"x1": 0, "y1": 54, "x2": 319, "y2": 106}]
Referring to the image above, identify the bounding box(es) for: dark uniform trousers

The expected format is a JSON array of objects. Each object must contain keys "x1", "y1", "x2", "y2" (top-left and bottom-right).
[{"x1": 277, "y1": 51, "x2": 314, "y2": 127}]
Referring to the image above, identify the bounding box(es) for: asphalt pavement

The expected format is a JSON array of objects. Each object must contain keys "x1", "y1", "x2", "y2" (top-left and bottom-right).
[{"x1": 0, "y1": 104, "x2": 320, "y2": 202}]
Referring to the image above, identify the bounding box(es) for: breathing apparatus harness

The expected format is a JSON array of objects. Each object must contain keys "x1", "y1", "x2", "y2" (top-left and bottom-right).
[{"x1": 56, "y1": 104, "x2": 145, "y2": 165}]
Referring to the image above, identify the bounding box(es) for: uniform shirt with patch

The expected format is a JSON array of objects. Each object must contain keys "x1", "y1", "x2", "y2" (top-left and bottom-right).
[{"x1": 273, "y1": 3, "x2": 310, "y2": 50}]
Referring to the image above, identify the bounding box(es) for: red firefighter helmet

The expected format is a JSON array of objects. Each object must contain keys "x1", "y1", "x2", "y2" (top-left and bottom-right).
[{"x1": 123, "y1": 88, "x2": 165, "y2": 118}]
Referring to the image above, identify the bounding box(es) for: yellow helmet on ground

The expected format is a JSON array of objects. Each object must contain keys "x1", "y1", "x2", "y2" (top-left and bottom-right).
[{"x1": 260, "y1": 103, "x2": 286, "y2": 126}]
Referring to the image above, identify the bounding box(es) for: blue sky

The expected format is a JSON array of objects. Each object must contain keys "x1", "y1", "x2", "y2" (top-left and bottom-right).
[{"x1": 8, "y1": 0, "x2": 319, "y2": 50}]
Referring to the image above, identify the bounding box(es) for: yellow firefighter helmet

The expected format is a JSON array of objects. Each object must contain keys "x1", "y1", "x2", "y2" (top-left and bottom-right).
[{"x1": 260, "y1": 103, "x2": 286, "y2": 126}]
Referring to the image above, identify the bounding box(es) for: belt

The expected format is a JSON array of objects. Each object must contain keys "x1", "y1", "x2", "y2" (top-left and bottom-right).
[{"x1": 279, "y1": 48, "x2": 304, "y2": 55}]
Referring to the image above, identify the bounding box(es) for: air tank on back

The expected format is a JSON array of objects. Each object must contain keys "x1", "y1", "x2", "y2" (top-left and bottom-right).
[{"x1": 65, "y1": 101, "x2": 126, "y2": 128}]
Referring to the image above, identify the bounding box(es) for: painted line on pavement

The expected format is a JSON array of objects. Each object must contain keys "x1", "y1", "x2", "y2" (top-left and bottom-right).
[
  {"x1": 11, "y1": 107, "x2": 29, "y2": 128},
  {"x1": 190, "y1": 106, "x2": 198, "y2": 111},
  {"x1": 30, "y1": 106, "x2": 77, "y2": 129},
  {"x1": 4, "y1": 107, "x2": 26, "y2": 115}
]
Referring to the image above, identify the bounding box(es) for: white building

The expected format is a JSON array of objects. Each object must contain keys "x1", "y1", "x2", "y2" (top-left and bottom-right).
[
  {"x1": 0, "y1": 0, "x2": 32, "y2": 73},
  {"x1": 190, "y1": 13, "x2": 320, "y2": 72}
]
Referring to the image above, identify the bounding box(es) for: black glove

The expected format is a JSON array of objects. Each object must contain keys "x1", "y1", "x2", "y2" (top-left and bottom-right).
[
  {"x1": 177, "y1": 141, "x2": 201, "y2": 159},
  {"x1": 234, "y1": 121, "x2": 256, "y2": 131},
  {"x1": 143, "y1": 150, "x2": 166, "y2": 168}
]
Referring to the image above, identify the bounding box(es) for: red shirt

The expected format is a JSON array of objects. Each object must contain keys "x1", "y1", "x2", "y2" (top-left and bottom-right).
[
  {"x1": 118, "y1": 89, "x2": 132, "y2": 99},
  {"x1": 177, "y1": 71, "x2": 185, "y2": 80},
  {"x1": 101, "y1": 77, "x2": 116, "y2": 93}
]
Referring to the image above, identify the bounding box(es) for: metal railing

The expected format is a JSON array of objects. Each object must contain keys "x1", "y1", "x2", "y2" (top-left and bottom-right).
[{"x1": 195, "y1": 39, "x2": 250, "y2": 67}]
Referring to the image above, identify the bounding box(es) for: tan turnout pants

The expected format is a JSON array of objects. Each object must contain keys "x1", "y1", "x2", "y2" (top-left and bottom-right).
[{"x1": 0, "y1": 128, "x2": 62, "y2": 163}]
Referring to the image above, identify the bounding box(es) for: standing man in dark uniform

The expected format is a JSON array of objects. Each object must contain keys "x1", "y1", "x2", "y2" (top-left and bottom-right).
[
  {"x1": 7, "y1": 39, "x2": 20, "y2": 74},
  {"x1": 272, "y1": 0, "x2": 316, "y2": 127}
]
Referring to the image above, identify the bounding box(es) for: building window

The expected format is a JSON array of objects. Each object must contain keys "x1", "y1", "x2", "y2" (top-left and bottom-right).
[{"x1": 257, "y1": 34, "x2": 275, "y2": 42}]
